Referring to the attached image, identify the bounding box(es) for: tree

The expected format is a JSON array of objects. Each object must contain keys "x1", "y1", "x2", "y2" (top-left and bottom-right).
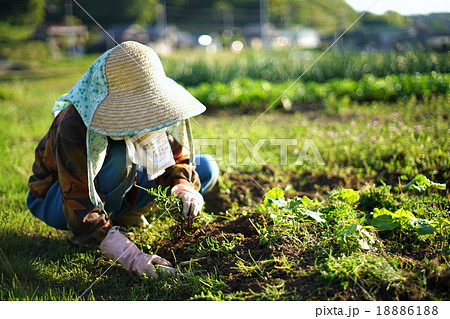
[
  {"x1": 361, "y1": 11, "x2": 412, "y2": 27},
  {"x1": 0, "y1": 0, "x2": 45, "y2": 25},
  {"x1": 270, "y1": 0, "x2": 359, "y2": 34},
  {"x1": 382, "y1": 11, "x2": 412, "y2": 26},
  {"x1": 71, "y1": 0, "x2": 158, "y2": 27}
]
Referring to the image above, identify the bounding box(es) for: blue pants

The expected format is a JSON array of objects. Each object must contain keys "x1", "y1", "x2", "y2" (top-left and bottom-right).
[{"x1": 27, "y1": 142, "x2": 219, "y2": 230}]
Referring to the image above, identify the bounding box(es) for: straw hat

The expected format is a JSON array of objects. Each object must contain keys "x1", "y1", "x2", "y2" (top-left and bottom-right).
[{"x1": 90, "y1": 41, "x2": 206, "y2": 135}]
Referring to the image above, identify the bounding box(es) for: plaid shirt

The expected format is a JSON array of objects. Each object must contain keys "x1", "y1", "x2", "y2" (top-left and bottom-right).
[{"x1": 28, "y1": 105, "x2": 200, "y2": 245}]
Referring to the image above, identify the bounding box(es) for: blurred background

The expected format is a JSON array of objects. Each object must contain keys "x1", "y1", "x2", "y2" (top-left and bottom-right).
[
  {"x1": 0, "y1": 0, "x2": 448, "y2": 61},
  {"x1": 1, "y1": 1, "x2": 448, "y2": 108},
  {"x1": 0, "y1": 1, "x2": 449, "y2": 301}
]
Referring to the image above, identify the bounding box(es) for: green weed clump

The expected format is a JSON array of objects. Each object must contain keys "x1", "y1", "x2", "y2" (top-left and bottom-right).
[
  {"x1": 134, "y1": 184, "x2": 183, "y2": 222},
  {"x1": 261, "y1": 178, "x2": 448, "y2": 254},
  {"x1": 0, "y1": 48, "x2": 449, "y2": 301},
  {"x1": 163, "y1": 49, "x2": 449, "y2": 86},
  {"x1": 320, "y1": 252, "x2": 406, "y2": 293},
  {"x1": 188, "y1": 73, "x2": 449, "y2": 112},
  {"x1": 248, "y1": 180, "x2": 448, "y2": 299}
]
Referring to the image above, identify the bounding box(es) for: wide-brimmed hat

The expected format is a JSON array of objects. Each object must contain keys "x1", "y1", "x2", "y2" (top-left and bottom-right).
[
  {"x1": 88, "y1": 41, "x2": 205, "y2": 135},
  {"x1": 51, "y1": 41, "x2": 205, "y2": 211}
]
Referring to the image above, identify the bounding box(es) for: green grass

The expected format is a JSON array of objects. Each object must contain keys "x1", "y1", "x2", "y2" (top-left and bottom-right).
[
  {"x1": 188, "y1": 73, "x2": 449, "y2": 112},
  {"x1": 162, "y1": 49, "x2": 449, "y2": 86},
  {"x1": 191, "y1": 95, "x2": 449, "y2": 184},
  {"x1": 0, "y1": 49, "x2": 449, "y2": 301}
]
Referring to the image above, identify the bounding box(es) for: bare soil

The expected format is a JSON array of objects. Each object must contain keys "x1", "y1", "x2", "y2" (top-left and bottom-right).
[{"x1": 154, "y1": 169, "x2": 450, "y2": 300}]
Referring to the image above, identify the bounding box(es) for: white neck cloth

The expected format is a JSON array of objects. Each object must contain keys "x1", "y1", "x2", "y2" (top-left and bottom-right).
[{"x1": 123, "y1": 130, "x2": 175, "y2": 180}]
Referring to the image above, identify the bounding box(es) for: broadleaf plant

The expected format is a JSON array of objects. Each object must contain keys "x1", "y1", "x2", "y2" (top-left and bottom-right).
[
  {"x1": 264, "y1": 188, "x2": 325, "y2": 223},
  {"x1": 371, "y1": 207, "x2": 437, "y2": 235},
  {"x1": 405, "y1": 174, "x2": 446, "y2": 192}
]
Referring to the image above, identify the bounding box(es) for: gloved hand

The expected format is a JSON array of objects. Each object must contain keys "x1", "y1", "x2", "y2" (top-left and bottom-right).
[
  {"x1": 100, "y1": 226, "x2": 171, "y2": 278},
  {"x1": 171, "y1": 183, "x2": 204, "y2": 219}
]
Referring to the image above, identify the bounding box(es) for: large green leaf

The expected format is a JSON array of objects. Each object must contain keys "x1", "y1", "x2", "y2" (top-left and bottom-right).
[
  {"x1": 337, "y1": 223, "x2": 358, "y2": 237},
  {"x1": 336, "y1": 189, "x2": 360, "y2": 204},
  {"x1": 371, "y1": 214, "x2": 398, "y2": 231},
  {"x1": 410, "y1": 218, "x2": 436, "y2": 235},
  {"x1": 264, "y1": 187, "x2": 286, "y2": 208},
  {"x1": 301, "y1": 209, "x2": 326, "y2": 223},
  {"x1": 405, "y1": 174, "x2": 446, "y2": 191}
]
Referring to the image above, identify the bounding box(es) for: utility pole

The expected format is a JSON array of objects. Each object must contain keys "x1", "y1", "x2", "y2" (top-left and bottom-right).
[
  {"x1": 157, "y1": 1, "x2": 167, "y2": 41},
  {"x1": 260, "y1": 0, "x2": 270, "y2": 47},
  {"x1": 223, "y1": 6, "x2": 234, "y2": 36},
  {"x1": 65, "y1": 0, "x2": 76, "y2": 56}
]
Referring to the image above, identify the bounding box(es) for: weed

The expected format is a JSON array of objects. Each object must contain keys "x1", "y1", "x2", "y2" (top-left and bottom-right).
[
  {"x1": 0, "y1": 49, "x2": 448, "y2": 300},
  {"x1": 134, "y1": 184, "x2": 183, "y2": 221},
  {"x1": 321, "y1": 253, "x2": 406, "y2": 295},
  {"x1": 405, "y1": 174, "x2": 446, "y2": 192}
]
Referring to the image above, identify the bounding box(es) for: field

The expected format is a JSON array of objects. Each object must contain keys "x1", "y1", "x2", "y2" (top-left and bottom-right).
[{"x1": 0, "y1": 46, "x2": 449, "y2": 301}]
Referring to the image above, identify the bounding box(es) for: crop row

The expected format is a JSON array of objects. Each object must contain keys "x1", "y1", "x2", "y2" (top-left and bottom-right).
[
  {"x1": 164, "y1": 50, "x2": 449, "y2": 86},
  {"x1": 188, "y1": 72, "x2": 449, "y2": 111}
]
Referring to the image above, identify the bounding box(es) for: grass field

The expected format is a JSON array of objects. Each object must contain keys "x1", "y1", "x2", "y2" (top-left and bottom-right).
[{"x1": 0, "y1": 48, "x2": 449, "y2": 301}]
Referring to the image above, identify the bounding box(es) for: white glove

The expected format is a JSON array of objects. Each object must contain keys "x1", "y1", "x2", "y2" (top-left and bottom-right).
[
  {"x1": 171, "y1": 184, "x2": 204, "y2": 219},
  {"x1": 100, "y1": 227, "x2": 171, "y2": 278}
]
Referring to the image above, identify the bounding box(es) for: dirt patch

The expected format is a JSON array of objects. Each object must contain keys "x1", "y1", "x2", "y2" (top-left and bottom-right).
[
  {"x1": 155, "y1": 213, "x2": 308, "y2": 299},
  {"x1": 156, "y1": 213, "x2": 449, "y2": 300},
  {"x1": 154, "y1": 211, "x2": 375, "y2": 300},
  {"x1": 203, "y1": 167, "x2": 372, "y2": 214},
  {"x1": 153, "y1": 169, "x2": 449, "y2": 300}
]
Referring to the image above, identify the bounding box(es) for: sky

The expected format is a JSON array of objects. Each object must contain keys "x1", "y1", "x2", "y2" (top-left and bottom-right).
[{"x1": 345, "y1": 0, "x2": 450, "y2": 16}]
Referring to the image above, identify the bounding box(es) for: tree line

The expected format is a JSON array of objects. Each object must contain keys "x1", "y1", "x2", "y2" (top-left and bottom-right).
[{"x1": 0, "y1": 0, "x2": 427, "y2": 35}]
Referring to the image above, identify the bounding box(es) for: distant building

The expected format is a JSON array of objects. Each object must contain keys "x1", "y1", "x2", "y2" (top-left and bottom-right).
[
  {"x1": 35, "y1": 24, "x2": 88, "y2": 58},
  {"x1": 147, "y1": 25, "x2": 198, "y2": 55},
  {"x1": 243, "y1": 24, "x2": 320, "y2": 49},
  {"x1": 337, "y1": 24, "x2": 450, "y2": 51},
  {"x1": 103, "y1": 24, "x2": 149, "y2": 50},
  {"x1": 423, "y1": 30, "x2": 450, "y2": 51},
  {"x1": 337, "y1": 25, "x2": 408, "y2": 50},
  {"x1": 270, "y1": 26, "x2": 321, "y2": 49}
]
